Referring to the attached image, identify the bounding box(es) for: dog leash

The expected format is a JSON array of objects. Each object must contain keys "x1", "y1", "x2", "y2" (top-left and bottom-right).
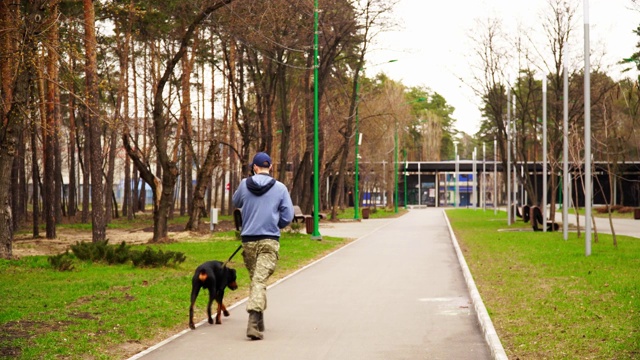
[
  {"x1": 222, "y1": 244, "x2": 242, "y2": 269},
  {"x1": 222, "y1": 208, "x2": 244, "y2": 269}
]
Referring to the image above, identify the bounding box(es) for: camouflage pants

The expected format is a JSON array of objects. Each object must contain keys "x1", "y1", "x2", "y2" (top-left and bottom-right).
[{"x1": 242, "y1": 239, "x2": 279, "y2": 313}]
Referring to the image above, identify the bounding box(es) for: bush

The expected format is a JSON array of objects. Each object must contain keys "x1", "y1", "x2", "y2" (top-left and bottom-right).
[
  {"x1": 618, "y1": 206, "x2": 635, "y2": 214},
  {"x1": 70, "y1": 240, "x2": 131, "y2": 264},
  {"x1": 105, "y1": 241, "x2": 132, "y2": 264},
  {"x1": 289, "y1": 222, "x2": 302, "y2": 234},
  {"x1": 130, "y1": 247, "x2": 186, "y2": 268},
  {"x1": 48, "y1": 251, "x2": 75, "y2": 271},
  {"x1": 69, "y1": 240, "x2": 185, "y2": 268}
]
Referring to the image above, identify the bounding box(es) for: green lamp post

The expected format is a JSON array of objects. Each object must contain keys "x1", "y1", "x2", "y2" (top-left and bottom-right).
[{"x1": 354, "y1": 80, "x2": 361, "y2": 220}]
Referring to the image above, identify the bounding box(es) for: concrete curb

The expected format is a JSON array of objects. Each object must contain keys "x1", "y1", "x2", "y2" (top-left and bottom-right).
[{"x1": 442, "y1": 210, "x2": 509, "y2": 360}]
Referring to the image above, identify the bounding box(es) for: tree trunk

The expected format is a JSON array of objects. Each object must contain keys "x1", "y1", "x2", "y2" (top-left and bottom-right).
[
  {"x1": 105, "y1": 128, "x2": 117, "y2": 222},
  {"x1": 83, "y1": 0, "x2": 106, "y2": 242},
  {"x1": 0, "y1": 1, "x2": 43, "y2": 258},
  {"x1": 31, "y1": 116, "x2": 40, "y2": 238},
  {"x1": 67, "y1": 73, "x2": 77, "y2": 218},
  {"x1": 81, "y1": 116, "x2": 90, "y2": 223},
  {"x1": 40, "y1": 45, "x2": 56, "y2": 239},
  {"x1": 186, "y1": 142, "x2": 220, "y2": 231}
]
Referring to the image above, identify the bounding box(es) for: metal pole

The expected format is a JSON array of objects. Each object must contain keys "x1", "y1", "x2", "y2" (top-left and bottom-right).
[
  {"x1": 563, "y1": 50, "x2": 569, "y2": 240},
  {"x1": 543, "y1": 78, "x2": 548, "y2": 232},
  {"x1": 507, "y1": 86, "x2": 512, "y2": 224},
  {"x1": 473, "y1": 148, "x2": 477, "y2": 209},
  {"x1": 494, "y1": 137, "x2": 497, "y2": 215},
  {"x1": 512, "y1": 94, "x2": 517, "y2": 218},
  {"x1": 454, "y1": 142, "x2": 459, "y2": 208},
  {"x1": 403, "y1": 153, "x2": 408, "y2": 209},
  {"x1": 311, "y1": 0, "x2": 322, "y2": 240},
  {"x1": 394, "y1": 129, "x2": 398, "y2": 213},
  {"x1": 584, "y1": 0, "x2": 592, "y2": 255},
  {"x1": 418, "y1": 162, "x2": 421, "y2": 206},
  {"x1": 483, "y1": 143, "x2": 486, "y2": 211}
]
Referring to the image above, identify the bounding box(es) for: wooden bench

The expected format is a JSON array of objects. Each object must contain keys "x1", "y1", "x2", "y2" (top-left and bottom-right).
[
  {"x1": 514, "y1": 204, "x2": 531, "y2": 223},
  {"x1": 530, "y1": 205, "x2": 559, "y2": 232},
  {"x1": 293, "y1": 205, "x2": 311, "y2": 223},
  {"x1": 292, "y1": 205, "x2": 326, "y2": 222}
]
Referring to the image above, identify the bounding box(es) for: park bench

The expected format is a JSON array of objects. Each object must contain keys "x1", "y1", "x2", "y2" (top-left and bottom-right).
[
  {"x1": 293, "y1": 205, "x2": 311, "y2": 223},
  {"x1": 292, "y1": 205, "x2": 326, "y2": 223},
  {"x1": 514, "y1": 204, "x2": 531, "y2": 223},
  {"x1": 530, "y1": 205, "x2": 559, "y2": 232}
]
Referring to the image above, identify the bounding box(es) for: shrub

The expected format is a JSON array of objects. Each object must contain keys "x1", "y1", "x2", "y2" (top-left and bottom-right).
[
  {"x1": 105, "y1": 241, "x2": 132, "y2": 265},
  {"x1": 69, "y1": 240, "x2": 184, "y2": 267},
  {"x1": 289, "y1": 222, "x2": 302, "y2": 234},
  {"x1": 129, "y1": 247, "x2": 186, "y2": 268},
  {"x1": 70, "y1": 239, "x2": 130, "y2": 264},
  {"x1": 71, "y1": 240, "x2": 110, "y2": 261},
  {"x1": 618, "y1": 206, "x2": 635, "y2": 214},
  {"x1": 48, "y1": 251, "x2": 75, "y2": 271}
]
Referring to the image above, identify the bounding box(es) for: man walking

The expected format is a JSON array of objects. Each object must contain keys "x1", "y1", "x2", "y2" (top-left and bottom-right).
[{"x1": 232, "y1": 152, "x2": 294, "y2": 340}]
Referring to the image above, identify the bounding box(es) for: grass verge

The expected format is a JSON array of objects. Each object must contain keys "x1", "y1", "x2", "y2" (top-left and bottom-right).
[
  {"x1": 447, "y1": 209, "x2": 640, "y2": 359},
  {"x1": 0, "y1": 230, "x2": 349, "y2": 359}
]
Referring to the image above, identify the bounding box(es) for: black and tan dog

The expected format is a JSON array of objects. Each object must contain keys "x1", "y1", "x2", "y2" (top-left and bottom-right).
[{"x1": 189, "y1": 260, "x2": 238, "y2": 330}]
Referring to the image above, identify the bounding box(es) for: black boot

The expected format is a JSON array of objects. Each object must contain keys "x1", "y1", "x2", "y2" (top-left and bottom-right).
[
  {"x1": 246, "y1": 311, "x2": 263, "y2": 340},
  {"x1": 257, "y1": 311, "x2": 265, "y2": 332}
]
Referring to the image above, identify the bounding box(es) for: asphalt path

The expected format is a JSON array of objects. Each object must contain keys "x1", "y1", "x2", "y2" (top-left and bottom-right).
[
  {"x1": 552, "y1": 211, "x2": 640, "y2": 238},
  {"x1": 130, "y1": 209, "x2": 493, "y2": 360}
]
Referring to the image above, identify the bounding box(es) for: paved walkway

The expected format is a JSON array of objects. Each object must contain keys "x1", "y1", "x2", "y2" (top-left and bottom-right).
[
  {"x1": 553, "y1": 211, "x2": 640, "y2": 238},
  {"x1": 129, "y1": 209, "x2": 502, "y2": 360}
]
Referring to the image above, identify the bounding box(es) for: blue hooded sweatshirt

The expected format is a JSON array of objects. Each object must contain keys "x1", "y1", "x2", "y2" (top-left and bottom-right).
[{"x1": 232, "y1": 174, "x2": 294, "y2": 242}]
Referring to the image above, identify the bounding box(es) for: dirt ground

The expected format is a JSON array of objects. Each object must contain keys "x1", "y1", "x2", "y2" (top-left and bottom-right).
[{"x1": 11, "y1": 220, "x2": 237, "y2": 258}]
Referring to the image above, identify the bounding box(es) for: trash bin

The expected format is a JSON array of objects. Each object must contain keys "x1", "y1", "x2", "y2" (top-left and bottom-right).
[
  {"x1": 305, "y1": 216, "x2": 314, "y2": 234},
  {"x1": 634, "y1": 208, "x2": 640, "y2": 220},
  {"x1": 361, "y1": 207, "x2": 370, "y2": 219}
]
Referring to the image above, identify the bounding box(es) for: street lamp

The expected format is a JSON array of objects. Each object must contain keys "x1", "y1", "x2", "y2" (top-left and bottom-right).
[
  {"x1": 454, "y1": 141, "x2": 459, "y2": 208},
  {"x1": 482, "y1": 143, "x2": 486, "y2": 211},
  {"x1": 311, "y1": 0, "x2": 321, "y2": 240},
  {"x1": 494, "y1": 137, "x2": 497, "y2": 215},
  {"x1": 394, "y1": 129, "x2": 398, "y2": 213},
  {"x1": 403, "y1": 149, "x2": 408, "y2": 209},
  {"x1": 542, "y1": 78, "x2": 548, "y2": 232},
  {"x1": 354, "y1": 79, "x2": 361, "y2": 220},
  {"x1": 507, "y1": 84, "x2": 512, "y2": 225},
  {"x1": 563, "y1": 48, "x2": 569, "y2": 240}
]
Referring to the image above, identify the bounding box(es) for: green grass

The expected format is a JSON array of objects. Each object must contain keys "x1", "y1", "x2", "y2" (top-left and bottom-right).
[
  {"x1": 447, "y1": 209, "x2": 640, "y2": 359},
  {"x1": 0, "y1": 230, "x2": 348, "y2": 359}
]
